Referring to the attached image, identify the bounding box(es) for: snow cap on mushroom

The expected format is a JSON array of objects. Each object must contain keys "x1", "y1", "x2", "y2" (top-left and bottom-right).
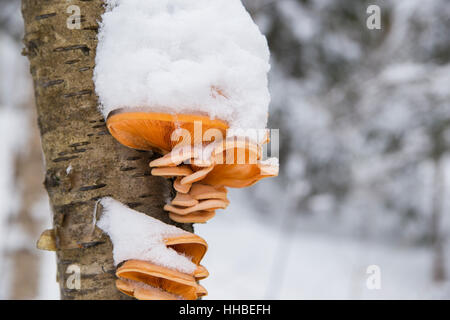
[
  {"x1": 97, "y1": 197, "x2": 198, "y2": 274},
  {"x1": 94, "y1": 0, "x2": 271, "y2": 131}
]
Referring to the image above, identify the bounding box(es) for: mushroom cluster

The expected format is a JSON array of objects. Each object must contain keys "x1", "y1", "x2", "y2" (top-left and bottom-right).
[
  {"x1": 115, "y1": 233, "x2": 209, "y2": 300},
  {"x1": 104, "y1": 110, "x2": 278, "y2": 300},
  {"x1": 107, "y1": 110, "x2": 279, "y2": 223}
]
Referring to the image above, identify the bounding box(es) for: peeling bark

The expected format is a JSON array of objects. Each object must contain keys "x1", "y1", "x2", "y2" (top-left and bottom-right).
[{"x1": 22, "y1": 0, "x2": 191, "y2": 300}]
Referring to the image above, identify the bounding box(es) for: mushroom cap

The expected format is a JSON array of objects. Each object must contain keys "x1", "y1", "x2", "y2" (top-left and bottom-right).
[
  {"x1": 199, "y1": 137, "x2": 275, "y2": 188},
  {"x1": 194, "y1": 265, "x2": 209, "y2": 280},
  {"x1": 149, "y1": 146, "x2": 198, "y2": 167},
  {"x1": 171, "y1": 193, "x2": 199, "y2": 207},
  {"x1": 202, "y1": 162, "x2": 273, "y2": 188},
  {"x1": 169, "y1": 210, "x2": 216, "y2": 224},
  {"x1": 134, "y1": 286, "x2": 182, "y2": 300},
  {"x1": 115, "y1": 279, "x2": 135, "y2": 297},
  {"x1": 116, "y1": 260, "x2": 199, "y2": 300},
  {"x1": 180, "y1": 165, "x2": 214, "y2": 185},
  {"x1": 189, "y1": 184, "x2": 228, "y2": 200},
  {"x1": 116, "y1": 279, "x2": 181, "y2": 300},
  {"x1": 107, "y1": 110, "x2": 228, "y2": 153},
  {"x1": 151, "y1": 165, "x2": 194, "y2": 177},
  {"x1": 164, "y1": 199, "x2": 228, "y2": 216},
  {"x1": 196, "y1": 284, "x2": 208, "y2": 297},
  {"x1": 150, "y1": 136, "x2": 278, "y2": 188},
  {"x1": 164, "y1": 233, "x2": 208, "y2": 266},
  {"x1": 174, "y1": 177, "x2": 192, "y2": 193}
]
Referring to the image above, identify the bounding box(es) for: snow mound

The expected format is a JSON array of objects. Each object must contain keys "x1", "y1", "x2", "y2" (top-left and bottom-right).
[
  {"x1": 94, "y1": 0, "x2": 271, "y2": 130},
  {"x1": 97, "y1": 197, "x2": 197, "y2": 274}
]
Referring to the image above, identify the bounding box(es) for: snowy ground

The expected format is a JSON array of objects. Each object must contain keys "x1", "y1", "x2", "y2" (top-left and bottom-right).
[{"x1": 197, "y1": 190, "x2": 450, "y2": 300}]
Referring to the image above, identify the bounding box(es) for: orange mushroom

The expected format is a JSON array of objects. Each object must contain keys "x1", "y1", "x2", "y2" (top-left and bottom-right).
[
  {"x1": 189, "y1": 184, "x2": 228, "y2": 201},
  {"x1": 164, "y1": 232, "x2": 208, "y2": 266},
  {"x1": 193, "y1": 265, "x2": 209, "y2": 280},
  {"x1": 116, "y1": 260, "x2": 199, "y2": 300},
  {"x1": 150, "y1": 136, "x2": 278, "y2": 189},
  {"x1": 107, "y1": 110, "x2": 228, "y2": 153},
  {"x1": 164, "y1": 199, "x2": 229, "y2": 216},
  {"x1": 163, "y1": 182, "x2": 230, "y2": 223},
  {"x1": 106, "y1": 109, "x2": 278, "y2": 224},
  {"x1": 174, "y1": 177, "x2": 192, "y2": 193},
  {"x1": 151, "y1": 165, "x2": 194, "y2": 177},
  {"x1": 169, "y1": 210, "x2": 216, "y2": 224},
  {"x1": 196, "y1": 284, "x2": 208, "y2": 298},
  {"x1": 116, "y1": 279, "x2": 181, "y2": 300},
  {"x1": 171, "y1": 193, "x2": 199, "y2": 207},
  {"x1": 113, "y1": 226, "x2": 209, "y2": 300}
]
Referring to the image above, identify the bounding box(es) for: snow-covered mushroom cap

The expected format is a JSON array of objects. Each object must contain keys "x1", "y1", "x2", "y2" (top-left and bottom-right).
[
  {"x1": 95, "y1": 0, "x2": 271, "y2": 131},
  {"x1": 97, "y1": 198, "x2": 208, "y2": 273}
]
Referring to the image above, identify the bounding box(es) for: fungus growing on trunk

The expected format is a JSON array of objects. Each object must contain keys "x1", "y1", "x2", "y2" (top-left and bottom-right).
[
  {"x1": 94, "y1": 0, "x2": 278, "y2": 299},
  {"x1": 107, "y1": 111, "x2": 228, "y2": 154},
  {"x1": 107, "y1": 111, "x2": 278, "y2": 223},
  {"x1": 116, "y1": 260, "x2": 201, "y2": 300},
  {"x1": 98, "y1": 0, "x2": 278, "y2": 225},
  {"x1": 97, "y1": 198, "x2": 209, "y2": 300}
]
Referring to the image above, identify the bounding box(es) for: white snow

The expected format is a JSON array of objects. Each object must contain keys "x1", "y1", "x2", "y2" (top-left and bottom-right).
[
  {"x1": 94, "y1": 0, "x2": 271, "y2": 131},
  {"x1": 97, "y1": 197, "x2": 197, "y2": 274},
  {"x1": 259, "y1": 157, "x2": 279, "y2": 167},
  {"x1": 196, "y1": 189, "x2": 450, "y2": 299}
]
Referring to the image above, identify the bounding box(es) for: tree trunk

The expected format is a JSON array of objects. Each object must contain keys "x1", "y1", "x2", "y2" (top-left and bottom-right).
[{"x1": 22, "y1": 0, "x2": 192, "y2": 300}]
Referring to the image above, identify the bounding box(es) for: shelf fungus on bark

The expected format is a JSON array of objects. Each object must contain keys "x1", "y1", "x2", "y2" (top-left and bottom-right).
[
  {"x1": 36, "y1": 229, "x2": 57, "y2": 251},
  {"x1": 115, "y1": 234, "x2": 209, "y2": 300},
  {"x1": 107, "y1": 110, "x2": 228, "y2": 154},
  {"x1": 116, "y1": 260, "x2": 205, "y2": 300},
  {"x1": 148, "y1": 136, "x2": 278, "y2": 190},
  {"x1": 106, "y1": 110, "x2": 279, "y2": 223},
  {"x1": 114, "y1": 230, "x2": 209, "y2": 300},
  {"x1": 97, "y1": 198, "x2": 209, "y2": 300}
]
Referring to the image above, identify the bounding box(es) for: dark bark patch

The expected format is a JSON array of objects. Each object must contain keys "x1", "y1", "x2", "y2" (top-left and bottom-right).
[
  {"x1": 126, "y1": 156, "x2": 142, "y2": 161},
  {"x1": 119, "y1": 166, "x2": 136, "y2": 172},
  {"x1": 69, "y1": 141, "x2": 90, "y2": 148},
  {"x1": 79, "y1": 184, "x2": 107, "y2": 192},
  {"x1": 126, "y1": 202, "x2": 143, "y2": 209},
  {"x1": 54, "y1": 44, "x2": 91, "y2": 56},
  {"x1": 131, "y1": 172, "x2": 152, "y2": 178},
  {"x1": 41, "y1": 79, "x2": 64, "y2": 88},
  {"x1": 35, "y1": 13, "x2": 57, "y2": 20},
  {"x1": 65, "y1": 59, "x2": 80, "y2": 65},
  {"x1": 63, "y1": 89, "x2": 92, "y2": 98},
  {"x1": 53, "y1": 155, "x2": 79, "y2": 163},
  {"x1": 78, "y1": 241, "x2": 105, "y2": 249},
  {"x1": 44, "y1": 171, "x2": 60, "y2": 189}
]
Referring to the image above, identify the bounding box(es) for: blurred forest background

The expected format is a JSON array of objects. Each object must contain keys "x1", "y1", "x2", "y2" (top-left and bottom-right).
[{"x1": 1, "y1": 0, "x2": 449, "y2": 299}]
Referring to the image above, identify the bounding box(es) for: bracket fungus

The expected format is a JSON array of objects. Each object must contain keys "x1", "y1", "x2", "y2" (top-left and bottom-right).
[
  {"x1": 107, "y1": 111, "x2": 278, "y2": 223},
  {"x1": 107, "y1": 111, "x2": 229, "y2": 155},
  {"x1": 97, "y1": 198, "x2": 209, "y2": 300},
  {"x1": 94, "y1": 0, "x2": 279, "y2": 300}
]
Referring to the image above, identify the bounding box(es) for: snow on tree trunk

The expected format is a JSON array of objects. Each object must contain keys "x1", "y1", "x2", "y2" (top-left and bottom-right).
[{"x1": 22, "y1": 0, "x2": 193, "y2": 300}]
